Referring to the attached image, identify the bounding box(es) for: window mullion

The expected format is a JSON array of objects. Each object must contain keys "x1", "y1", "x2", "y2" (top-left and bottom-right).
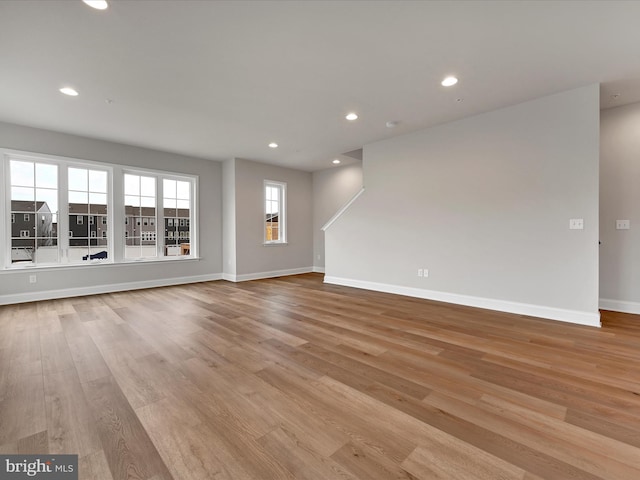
[
  {"x1": 58, "y1": 164, "x2": 69, "y2": 263},
  {"x1": 157, "y1": 176, "x2": 164, "y2": 258}
]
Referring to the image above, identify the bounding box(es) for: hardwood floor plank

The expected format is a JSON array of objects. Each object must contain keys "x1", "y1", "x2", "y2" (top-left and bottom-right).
[
  {"x1": 44, "y1": 367, "x2": 102, "y2": 456},
  {"x1": 82, "y1": 375, "x2": 174, "y2": 480}
]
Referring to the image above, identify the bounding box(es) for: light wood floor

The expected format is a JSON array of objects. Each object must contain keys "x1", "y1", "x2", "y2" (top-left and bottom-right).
[{"x1": 1, "y1": 273, "x2": 640, "y2": 479}]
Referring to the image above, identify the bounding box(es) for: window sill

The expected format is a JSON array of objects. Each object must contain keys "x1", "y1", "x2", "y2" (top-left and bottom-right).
[
  {"x1": 2, "y1": 256, "x2": 201, "y2": 273},
  {"x1": 263, "y1": 242, "x2": 288, "y2": 247}
]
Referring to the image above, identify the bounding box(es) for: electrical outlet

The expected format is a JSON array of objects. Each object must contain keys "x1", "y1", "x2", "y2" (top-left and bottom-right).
[
  {"x1": 424, "y1": 269, "x2": 429, "y2": 278},
  {"x1": 417, "y1": 269, "x2": 423, "y2": 277},
  {"x1": 616, "y1": 220, "x2": 630, "y2": 230},
  {"x1": 29, "y1": 274, "x2": 37, "y2": 284},
  {"x1": 569, "y1": 218, "x2": 584, "y2": 230}
]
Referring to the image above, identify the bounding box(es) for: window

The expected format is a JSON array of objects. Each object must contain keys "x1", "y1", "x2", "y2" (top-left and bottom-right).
[
  {"x1": 124, "y1": 173, "x2": 156, "y2": 259},
  {"x1": 163, "y1": 178, "x2": 193, "y2": 256},
  {"x1": 8, "y1": 159, "x2": 58, "y2": 265},
  {"x1": 264, "y1": 180, "x2": 286, "y2": 244},
  {"x1": 68, "y1": 166, "x2": 109, "y2": 262},
  {"x1": 3, "y1": 148, "x2": 197, "y2": 269}
]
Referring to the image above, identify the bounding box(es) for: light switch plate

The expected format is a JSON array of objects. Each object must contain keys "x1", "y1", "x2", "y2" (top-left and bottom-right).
[
  {"x1": 616, "y1": 220, "x2": 630, "y2": 230},
  {"x1": 569, "y1": 218, "x2": 584, "y2": 230}
]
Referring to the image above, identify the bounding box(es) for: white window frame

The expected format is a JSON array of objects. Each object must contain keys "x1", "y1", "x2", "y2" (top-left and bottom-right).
[
  {"x1": 263, "y1": 180, "x2": 287, "y2": 245},
  {"x1": 123, "y1": 169, "x2": 197, "y2": 261},
  {"x1": 2, "y1": 148, "x2": 199, "y2": 270}
]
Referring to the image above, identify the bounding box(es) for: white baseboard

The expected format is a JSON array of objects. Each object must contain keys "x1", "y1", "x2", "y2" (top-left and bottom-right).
[
  {"x1": 600, "y1": 298, "x2": 640, "y2": 315},
  {"x1": 0, "y1": 273, "x2": 223, "y2": 306},
  {"x1": 324, "y1": 276, "x2": 601, "y2": 327},
  {"x1": 223, "y1": 267, "x2": 314, "y2": 283},
  {"x1": 313, "y1": 266, "x2": 325, "y2": 274}
]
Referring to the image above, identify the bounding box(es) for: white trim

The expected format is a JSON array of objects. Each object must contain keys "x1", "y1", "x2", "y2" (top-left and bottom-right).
[
  {"x1": 322, "y1": 188, "x2": 365, "y2": 231},
  {"x1": 0, "y1": 273, "x2": 222, "y2": 306},
  {"x1": 223, "y1": 267, "x2": 313, "y2": 282},
  {"x1": 600, "y1": 298, "x2": 640, "y2": 315},
  {"x1": 324, "y1": 276, "x2": 601, "y2": 327},
  {"x1": 313, "y1": 266, "x2": 325, "y2": 273}
]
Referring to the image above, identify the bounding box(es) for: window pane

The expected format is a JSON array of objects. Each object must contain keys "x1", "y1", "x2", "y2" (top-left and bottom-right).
[
  {"x1": 69, "y1": 190, "x2": 88, "y2": 204},
  {"x1": 141, "y1": 196, "x2": 155, "y2": 208},
  {"x1": 177, "y1": 199, "x2": 189, "y2": 209},
  {"x1": 164, "y1": 198, "x2": 177, "y2": 209},
  {"x1": 176, "y1": 181, "x2": 190, "y2": 199},
  {"x1": 10, "y1": 160, "x2": 34, "y2": 187},
  {"x1": 163, "y1": 179, "x2": 176, "y2": 197},
  {"x1": 125, "y1": 195, "x2": 140, "y2": 207},
  {"x1": 12, "y1": 238, "x2": 35, "y2": 263},
  {"x1": 35, "y1": 238, "x2": 58, "y2": 264},
  {"x1": 36, "y1": 163, "x2": 57, "y2": 188},
  {"x1": 141, "y1": 176, "x2": 155, "y2": 196},
  {"x1": 90, "y1": 193, "x2": 107, "y2": 206},
  {"x1": 89, "y1": 170, "x2": 107, "y2": 193},
  {"x1": 12, "y1": 186, "x2": 34, "y2": 202},
  {"x1": 124, "y1": 174, "x2": 140, "y2": 195},
  {"x1": 36, "y1": 188, "x2": 58, "y2": 214},
  {"x1": 69, "y1": 167, "x2": 88, "y2": 191}
]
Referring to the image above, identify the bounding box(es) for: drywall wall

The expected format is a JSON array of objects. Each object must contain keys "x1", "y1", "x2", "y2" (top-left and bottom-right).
[
  {"x1": 325, "y1": 84, "x2": 600, "y2": 326},
  {"x1": 231, "y1": 158, "x2": 313, "y2": 279},
  {"x1": 312, "y1": 163, "x2": 363, "y2": 271},
  {"x1": 600, "y1": 101, "x2": 640, "y2": 313},
  {"x1": 0, "y1": 121, "x2": 223, "y2": 303}
]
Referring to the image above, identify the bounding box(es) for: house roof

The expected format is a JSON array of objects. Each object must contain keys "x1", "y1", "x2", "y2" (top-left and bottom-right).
[
  {"x1": 1, "y1": 1, "x2": 640, "y2": 171},
  {"x1": 11, "y1": 200, "x2": 51, "y2": 213}
]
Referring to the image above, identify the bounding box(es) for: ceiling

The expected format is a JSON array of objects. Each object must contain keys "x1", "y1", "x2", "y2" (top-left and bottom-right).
[{"x1": 1, "y1": 1, "x2": 640, "y2": 172}]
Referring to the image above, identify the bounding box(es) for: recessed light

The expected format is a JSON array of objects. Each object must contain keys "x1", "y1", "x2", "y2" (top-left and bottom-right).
[
  {"x1": 59, "y1": 87, "x2": 79, "y2": 96},
  {"x1": 82, "y1": 0, "x2": 108, "y2": 10},
  {"x1": 345, "y1": 112, "x2": 358, "y2": 121},
  {"x1": 441, "y1": 76, "x2": 458, "y2": 87},
  {"x1": 268, "y1": 142, "x2": 278, "y2": 148},
  {"x1": 332, "y1": 159, "x2": 341, "y2": 165}
]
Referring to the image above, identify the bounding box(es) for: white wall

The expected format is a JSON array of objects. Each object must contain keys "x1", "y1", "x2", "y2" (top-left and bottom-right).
[
  {"x1": 0, "y1": 121, "x2": 223, "y2": 303},
  {"x1": 228, "y1": 158, "x2": 313, "y2": 280},
  {"x1": 312, "y1": 163, "x2": 363, "y2": 271},
  {"x1": 600, "y1": 101, "x2": 640, "y2": 313},
  {"x1": 325, "y1": 84, "x2": 601, "y2": 326}
]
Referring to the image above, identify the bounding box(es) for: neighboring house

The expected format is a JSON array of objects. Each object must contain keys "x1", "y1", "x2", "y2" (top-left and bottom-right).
[
  {"x1": 124, "y1": 206, "x2": 190, "y2": 246},
  {"x1": 68, "y1": 202, "x2": 108, "y2": 247},
  {"x1": 265, "y1": 213, "x2": 279, "y2": 242},
  {"x1": 10, "y1": 200, "x2": 53, "y2": 262}
]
